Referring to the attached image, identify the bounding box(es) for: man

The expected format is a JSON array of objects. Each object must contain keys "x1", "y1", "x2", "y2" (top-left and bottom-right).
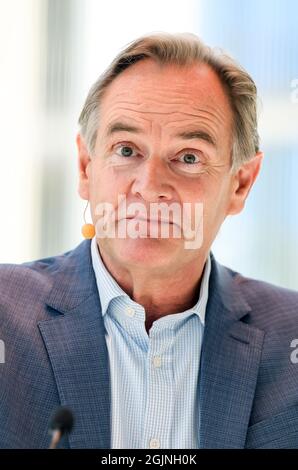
[{"x1": 1, "y1": 32, "x2": 298, "y2": 449}]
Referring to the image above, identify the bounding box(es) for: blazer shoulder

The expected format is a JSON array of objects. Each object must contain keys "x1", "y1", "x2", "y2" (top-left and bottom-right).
[
  {"x1": 0, "y1": 249, "x2": 71, "y2": 288},
  {"x1": 0, "y1": 248, "x2": 75, "y2": 318},
  {"x1": 233, "y1": 269, "x2": 298, "y2": 303},
  {"x1": 227, "y1": 266, "x2": 298, "y2": 329}
]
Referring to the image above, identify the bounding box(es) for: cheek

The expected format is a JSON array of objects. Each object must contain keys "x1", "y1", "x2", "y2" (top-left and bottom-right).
[
  {"x1": 89, "y1": 165, "x2": 131, "y2": 206},
  {"x1": 203, "y1": 179, "x2": 231, "y2": 229}
]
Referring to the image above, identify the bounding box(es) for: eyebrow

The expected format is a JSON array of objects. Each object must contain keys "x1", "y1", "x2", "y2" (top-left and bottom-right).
[{"x1": 105, "y1": 121, "x2": 217, "y2": 148}]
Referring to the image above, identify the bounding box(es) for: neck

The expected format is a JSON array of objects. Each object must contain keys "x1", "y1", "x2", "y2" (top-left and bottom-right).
[{"x1": 96, "y1": 242, "x2": 208, "y2": 331}]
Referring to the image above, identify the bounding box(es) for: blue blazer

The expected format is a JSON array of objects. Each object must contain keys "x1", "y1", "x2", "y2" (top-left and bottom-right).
[{"x1": 1, "y1": 239, "x2": 298, "y2": 449}]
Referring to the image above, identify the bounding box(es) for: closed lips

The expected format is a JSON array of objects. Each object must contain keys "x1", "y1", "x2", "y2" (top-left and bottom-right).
[{"x1": 126, "y1": 216, "x2": 173, "y2": 224}]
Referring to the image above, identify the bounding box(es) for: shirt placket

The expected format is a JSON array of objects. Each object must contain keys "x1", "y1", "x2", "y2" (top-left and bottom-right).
[{"x1": 141, "y1": 327, "x2": 175, "y2": 449}]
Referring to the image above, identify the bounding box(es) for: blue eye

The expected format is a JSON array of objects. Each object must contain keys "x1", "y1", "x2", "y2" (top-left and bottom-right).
[
  {"x1": 179, "y1": 153, "x2": 200, "y2": 164},
  {"x1": 116, "y1": 144, "x2": 136, "y2": 157}
]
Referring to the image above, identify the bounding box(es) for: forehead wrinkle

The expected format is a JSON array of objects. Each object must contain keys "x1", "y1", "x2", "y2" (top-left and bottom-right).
[
  {"x1": 104, "y1": 63, "x2": 233, "y2": 117},
  {"x1": 101, "y1": 110, "x2": 227, "y2": 148},
  {"x1": 109, "y1": 79, "x2": 225, "y2": 101},
  {"x1": 104, "y1": 95, "x2": 229, "y2": 126},
  {"x1": 101, "y1": 87, "x2": 232, "y2": 136},
  {"x1": 105, "y1": 105, "x2": 226, "y2": 124},
  {"x1": 105, "y1": 82, "x2": 229, "y2": 106},
  {"x1": 106, "y1": 108, "x2": 226, "y2": 141},
  {"x1": 105, "y1": 94, "x2": 227, "y2": 116}
]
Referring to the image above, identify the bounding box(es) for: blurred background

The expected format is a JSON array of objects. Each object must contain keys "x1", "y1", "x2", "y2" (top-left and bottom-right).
[{"x1": 0, "y1": 0, "x2": 297, "y2": 289}]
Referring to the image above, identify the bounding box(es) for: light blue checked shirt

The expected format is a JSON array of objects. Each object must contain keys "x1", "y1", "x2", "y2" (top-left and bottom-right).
[{"x1": 91, "y1": 236, "x2": 211, "y2": 449}]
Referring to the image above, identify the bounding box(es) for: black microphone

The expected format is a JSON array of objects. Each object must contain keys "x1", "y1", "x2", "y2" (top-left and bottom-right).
[{"x1": 48, "y1": 406, "x2": 74, "y2": 449}]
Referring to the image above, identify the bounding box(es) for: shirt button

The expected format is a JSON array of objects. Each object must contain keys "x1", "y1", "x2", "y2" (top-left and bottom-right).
[
  {"x1": 152, "y1": 356, "x2": 162, "y2": 368},
  {"x1": 125, "y1": 306, "x2": 135, "y2": 318},
  {"x1": 149, "y1": 438, "x2": 160, "y2": 449}
]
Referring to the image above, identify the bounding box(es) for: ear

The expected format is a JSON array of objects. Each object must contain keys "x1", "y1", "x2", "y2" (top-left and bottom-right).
[
  {"x1": 77, "y1": 133, "x2": 91, "y2": 201},
  {"x1": 227, "y1": 151, "x2": 264, "y2": 215}
]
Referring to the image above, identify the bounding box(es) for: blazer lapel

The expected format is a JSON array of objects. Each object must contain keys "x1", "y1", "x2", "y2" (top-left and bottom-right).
[
  {"x1": 38, "y1": 240, "x2": 110, "y2": 449},
  {"x1": 199, "y1": 254, "x2": 265, "y2": 448}
]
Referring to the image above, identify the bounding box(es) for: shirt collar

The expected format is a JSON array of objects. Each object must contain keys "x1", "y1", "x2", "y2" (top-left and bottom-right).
[{"x1": 91, "y1": 236, "x2": 211, "y2": 326}]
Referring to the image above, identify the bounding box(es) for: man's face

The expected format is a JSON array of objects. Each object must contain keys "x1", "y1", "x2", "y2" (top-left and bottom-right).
[{"x1": 78, "y1": 59, "x2": 261, "y2": 272}]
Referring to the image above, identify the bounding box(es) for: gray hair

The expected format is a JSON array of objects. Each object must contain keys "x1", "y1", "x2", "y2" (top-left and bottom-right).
[{"x1": 78, "y1": 32, "x2": 260, "y2": 171}]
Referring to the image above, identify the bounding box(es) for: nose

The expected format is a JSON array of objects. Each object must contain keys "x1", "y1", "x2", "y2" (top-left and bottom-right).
[{"x1": 131, "y1": 156, "x2": 174, "y2": 202}]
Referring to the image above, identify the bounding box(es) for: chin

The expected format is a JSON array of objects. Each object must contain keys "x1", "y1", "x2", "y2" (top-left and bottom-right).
[{"x1": 112, "y1": 237, "x2": 179, "y2": 266}]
